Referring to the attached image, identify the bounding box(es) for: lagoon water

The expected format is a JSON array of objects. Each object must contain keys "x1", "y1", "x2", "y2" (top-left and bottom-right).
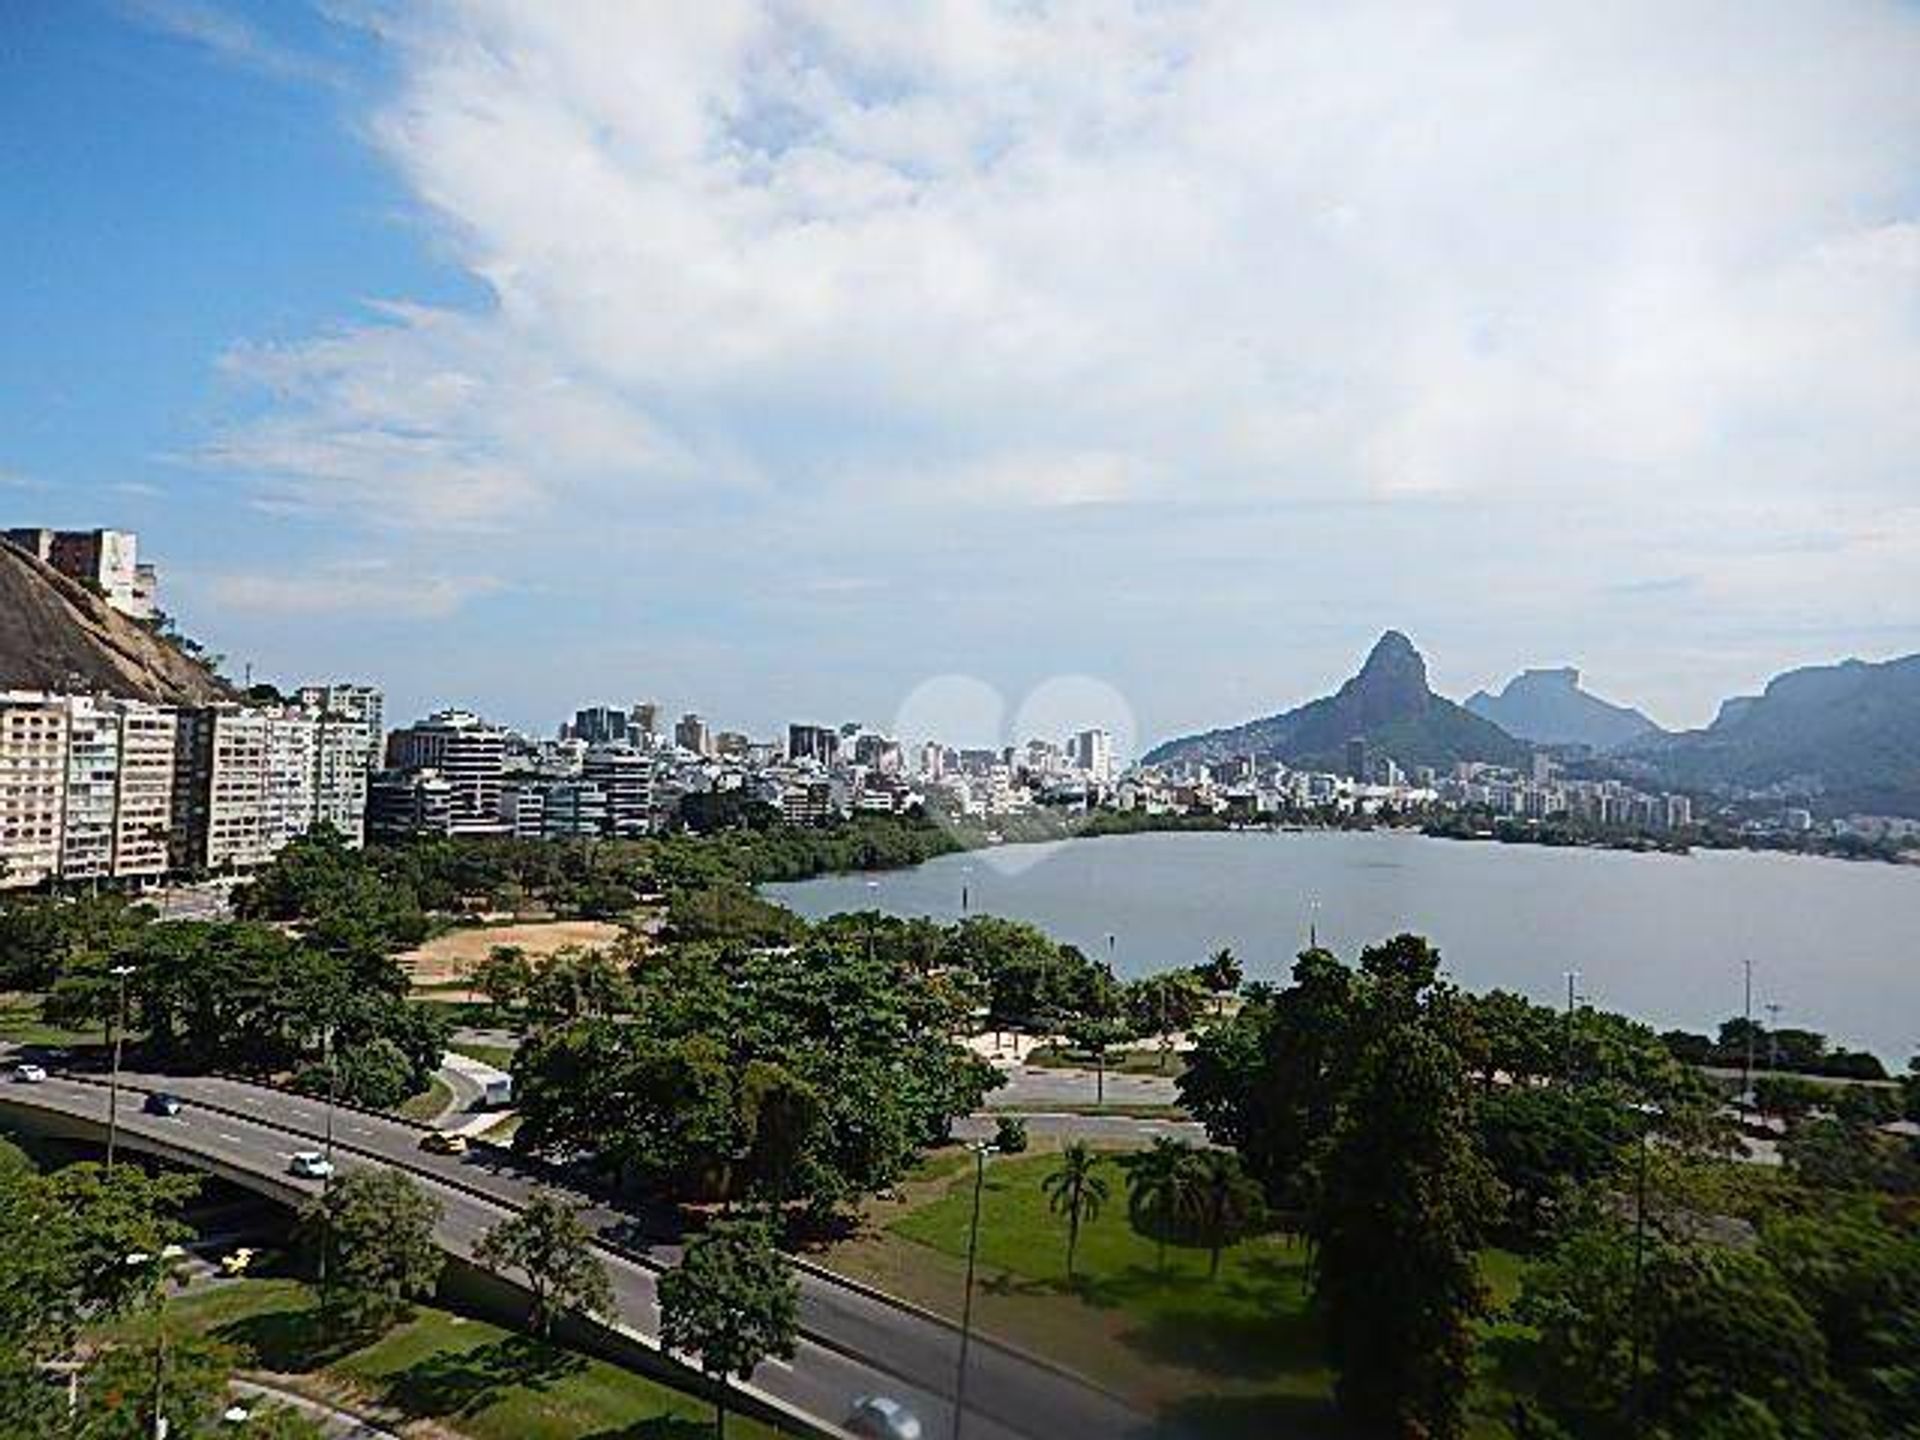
[{"x1": 764, "y1": 830, "x2": 1920, "y2": 1064}]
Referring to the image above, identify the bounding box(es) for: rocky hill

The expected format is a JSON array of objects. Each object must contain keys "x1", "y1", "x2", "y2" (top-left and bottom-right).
[
  {"x1": 1144, "y1": 631, "x2": 1531, "y2": 773},
  {"x1": 1466, "y1": 667, "x2": 1662, "y2": 751},
  {"x1": 1619, "y1": 652, "x2": 1920, "y2": 817},
  {"x1": 0, "y1": 540, "x2": 232, "y2": 704}
]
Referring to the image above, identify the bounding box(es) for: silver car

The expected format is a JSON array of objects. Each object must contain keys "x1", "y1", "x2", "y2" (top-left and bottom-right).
[
  {"x1": 12, "y1": 1063, "x2": 47, "y2": 1083},
  {"x1": 846, "y1": 1396, "x2": 923, "y2": 1440}
]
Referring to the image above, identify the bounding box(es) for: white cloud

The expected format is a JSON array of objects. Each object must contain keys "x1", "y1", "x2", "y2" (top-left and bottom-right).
[
  {"x1": 193, "y1": 0, "x2": 1920, "y2": 726},
  {"x1": 206, "y1": 565, "x2": 496, "y2": 617}
]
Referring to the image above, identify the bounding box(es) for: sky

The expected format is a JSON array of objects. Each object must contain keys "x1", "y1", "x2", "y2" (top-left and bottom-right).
[{"x1": 4, "y1": 1, "x2": 1918, "y2": 750}]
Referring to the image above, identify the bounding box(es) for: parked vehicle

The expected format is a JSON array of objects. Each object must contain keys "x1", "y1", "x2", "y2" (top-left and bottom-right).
[
  {"x1": 11, "y1": 1064, "x2": 47, "y2": 1084},
  {"x1": 420, "y1": 1131, "x2": 469, "y2": 1155}
]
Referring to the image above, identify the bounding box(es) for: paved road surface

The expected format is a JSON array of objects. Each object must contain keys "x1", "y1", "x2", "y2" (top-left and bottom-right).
[{"x1": 0, "y1": 1067, "x2": 1153, "y2": 1440}]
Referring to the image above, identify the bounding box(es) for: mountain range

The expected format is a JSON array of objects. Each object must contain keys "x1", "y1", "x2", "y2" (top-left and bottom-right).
[
  {"x1": 1147, "y1": 632, "x2": 1920, "y2": 818},
  {"x1": 1465, "y1": 667, "x2": 1662, "y2": 751},
  {"x1": 0, "y1": 540, "x2": 231, "y2": 705},
  {"x1": 1142, "y1": 631, "x2": 1530, "y2": 773},
  {"x1": 1615, "y1": 652, "x2": 1920, "y2": 818}
]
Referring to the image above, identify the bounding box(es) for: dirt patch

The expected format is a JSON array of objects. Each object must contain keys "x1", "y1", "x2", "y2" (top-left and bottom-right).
[{"x1": 400, "y1": 920, "x2": 626, "y2": 988}]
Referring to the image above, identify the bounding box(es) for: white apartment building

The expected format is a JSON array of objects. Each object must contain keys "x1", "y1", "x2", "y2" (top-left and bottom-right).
[
  {"x1": 109, "y1": 700, "x2": 177, "y2": 880},
  {"x1": 0, "y1": 693, "x2": 70, "y2": 888},
  {"x1": 296, "y1": 683, "x2": 385, "y2": 750},
  {"x1": 59, "y1": 698, "x2": 122, "y2": 882},
  {"x1": 582, "y1": 745, "x2": 653, "y2": 835},
  {"x1": 310, "y1": 713, "x2": 372, "y2": 844},
  {"x1": 384, "y1": 711, "x2": 508, "y2": 835}
]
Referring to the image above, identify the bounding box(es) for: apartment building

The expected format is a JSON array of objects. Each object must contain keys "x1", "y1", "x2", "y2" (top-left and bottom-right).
[
  {"x1": 109, "y1": 701, "x2": 177, "y2": 880},
  {"x1": 582, "y1": 745, "x2": 653, "y2": 835},
  {"x1": 295, "y1": 683, "x2": 385, "y2": 749},
  {"x1": 384, "y1": 710, "x2": 508, "y2": 835},
  {"x1": 4, "y1": 527, "x2": 157, "y2": 619},
  {"x1": 0, "y1": 694, "x2": 70, "y2": 888},
  {"x1": 174, "y1": 705, "x2": 273, "y2": 872},
  {"x1": 58, "y1": 697, "x2": 122, "y2": 882}
]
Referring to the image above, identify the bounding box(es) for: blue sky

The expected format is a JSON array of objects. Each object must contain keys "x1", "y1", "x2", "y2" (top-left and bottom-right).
[{"x1": 5, "y1": 2, "x2": 1918, "y2": 747}]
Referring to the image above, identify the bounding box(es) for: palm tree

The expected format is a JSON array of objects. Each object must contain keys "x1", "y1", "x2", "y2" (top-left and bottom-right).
[
  {"x1": 1121, "y1": 1137, "x2": 1199, "y2": 1274},
  {"x1": 1042, "y1": 1141, "x2": 1110, "y2": 1282},
  {"x1": 1190, "y1": 1150, "x2": 1264, "y2": 1278}
]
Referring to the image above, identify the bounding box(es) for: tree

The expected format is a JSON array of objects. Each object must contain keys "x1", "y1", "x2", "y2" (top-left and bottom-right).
[
  {"x1": 1178, "y1": 949, "x2": 1353, "y2": 1209},
  {"x1": 1189, "y1": 1149, "x2": 1265, "y2": 1279},
  {"x1": 1042, "y1": 1142, "x2": 1110, "y2": 1281},
  {"x1": 1520, "y1": 1215, "x2": 1845, "y2": 1440},
  {"x1": 471, "y1": 944, "x2": 534, "y2": 1020},
  {"x1": 1197, "y1": 946, "x2": 1243, "y2": 998},
  {"x1": 658, "y1": 1216, "x2": 800, "y2": 1439},
  {"x1": 1063, "y1": 1015, "x2": 1133, "y2": 1106},
  {"x1": 300, "y1": 1170, "x2": 443, "y2": 1333},
  {"x1": 1313, "y1": 1021, "x2": 1493, "y2": 1440},
  {"x1": 1120, "y1": 1137, "x2": 1200, "y2": 1274},
  {"x1": 474, "y1": 1188, "x2": 614, "y2": 1339}
]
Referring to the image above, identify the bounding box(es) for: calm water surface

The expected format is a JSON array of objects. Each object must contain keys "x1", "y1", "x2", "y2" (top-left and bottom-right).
[{"x1": 765, "y1": 830, "x2": 1920, "y2": 1063}]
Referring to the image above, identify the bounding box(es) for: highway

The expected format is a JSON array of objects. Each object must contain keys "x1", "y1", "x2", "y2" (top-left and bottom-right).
[{"x1": 0, "y1": 1065, "x2": 1153, "y2": 1440}]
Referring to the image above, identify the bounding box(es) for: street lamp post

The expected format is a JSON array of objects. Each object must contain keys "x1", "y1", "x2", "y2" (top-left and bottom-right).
[
  {"x1": 1562, "y1": 971, "x2": 1580, "y2": 1086},
  {"x1": 1740, "y1": 960, "x2": 1756, "y2": 1116},
  {"x1": 105, "y1": 963, "x2": 136, "y2": 1172},
  {"x1": 1307, "y1": 898, "x2": 1321, "y2": 949},
  {"x1": 951, "y1": 1141, "x2": 995, "y2": 1440},
  {"x1": 317, "y1": 1024, "x2": 337, "y2": 1298},
  {"x1": 1626, "y1": 1102, "x2": 1660, "y2": 1436}
]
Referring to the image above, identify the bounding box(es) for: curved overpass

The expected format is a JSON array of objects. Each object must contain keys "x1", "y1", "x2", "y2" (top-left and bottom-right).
[{"x1": 0, "y1": 1067, "x2": 1150, "y2": 1440}]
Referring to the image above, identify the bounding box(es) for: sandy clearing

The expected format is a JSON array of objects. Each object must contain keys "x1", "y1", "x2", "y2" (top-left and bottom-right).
[{"x1": 401, "y1": 919, "x2": 626, "y2": 988}]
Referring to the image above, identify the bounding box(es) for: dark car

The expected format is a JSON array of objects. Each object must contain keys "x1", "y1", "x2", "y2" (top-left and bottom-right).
[{"x1": 143, "y1": 1092, "x2": 183, "y2": 1117}]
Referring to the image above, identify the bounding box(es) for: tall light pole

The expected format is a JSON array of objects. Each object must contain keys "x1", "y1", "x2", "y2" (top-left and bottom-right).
[
  {"x1": 317, "y1": 1024, "x2": 338, "y2": 1297},
  {"x1": 1626, "y1": 1102, "x2": 1660, "y2": 1436},
  {"x1": 1307, "y1": 898, "x2": 1321, "y2": 950},
  {"x1": 105, "y1": 964, "x2": 136, "y2": 1172},
  {"x1": 1740, "y1": 960, "x2": 1756, "y2": 1115},
  {"x1": 951, "y1": 1140, "x2": 995, "y2": 1440},
  {"x1": 1563, "y1": 971, "x2": 1580, "y2": 1086}
]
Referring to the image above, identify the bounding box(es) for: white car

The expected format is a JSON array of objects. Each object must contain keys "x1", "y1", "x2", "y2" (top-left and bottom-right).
[
  {"x1": 846, "y1": 1396, "x2": 923, "y2": 1440},
  {"x1": 12, "y1": 1063, "x2": 47, "y2": 1083},
  {"x1": 288, "y1": 1151, "x2": 335, "y2": 1180}
]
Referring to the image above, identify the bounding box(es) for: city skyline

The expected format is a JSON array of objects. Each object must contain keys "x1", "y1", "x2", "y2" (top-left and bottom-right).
[{"x1": 6, "y1": 3, "x2": 1919, "y2": 737}]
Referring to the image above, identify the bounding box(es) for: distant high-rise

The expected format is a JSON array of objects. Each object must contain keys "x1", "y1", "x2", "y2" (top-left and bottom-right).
[
  {"x1": 572, "y1": 705, "x2": 630, "y2": 746},
  {"x1": 1070, "y1": 728, "x2": 1114, "y2": 784},
  {"x1": 630, "y1": 701, "x2": 659, "y2": 737},
  {"x1": 674, "y1": 712, "x2": 713, "y2": 757},
  {"x1": 788, "y1": 724, "x2": 839, "y2": 765},
  {"x1": 1345, "y1": 736, "x2": 1370, "y2": 782}
]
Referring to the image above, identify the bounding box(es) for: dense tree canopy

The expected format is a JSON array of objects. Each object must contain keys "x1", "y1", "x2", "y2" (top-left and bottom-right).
[{"x1": 514, "y1": 937, "x2": 1000, "y2": 1215}]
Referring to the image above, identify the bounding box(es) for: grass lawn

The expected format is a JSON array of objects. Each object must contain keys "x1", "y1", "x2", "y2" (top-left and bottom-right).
[
  {"x1": 0, "y1": 994, "x2": 111, "y2": 1048},
  {"x1": 823, "y1": 1147, "x2": 1530, "y2": 1439},
  {"x1": 394, "y1": 1075, "x2": 455, "y2": 1124},
  {"x1": 1027, "y1": 1044, "x2": 1190, "y2": 1079},
  {"x1": 148, "y1": 1277, "x2": 792, "y2": 1440},
  {"x1": 450, "y1": 1040, "x2": 519, "y2": 1071}
]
